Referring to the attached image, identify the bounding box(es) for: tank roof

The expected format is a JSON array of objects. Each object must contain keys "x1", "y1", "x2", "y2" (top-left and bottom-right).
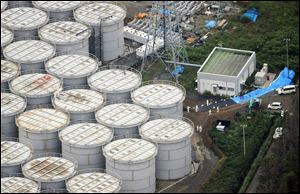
[
  {"x1": 23, "y1": 156, "x2": 76, "y2": 182},
  {"x1": 88, "y1": 67, "x2": 141, "y2": 93},
  {"x1": 1, "y1": 176, "x2": 40, "y2": 193},
  {"x1": 1, "y1": 140, "x2": 32, "y2": 166},
  {"x1": 1, "y1": 60, "x2": 20, "y2": 84},
  {"x1": 139, "y1": 118, "x2": 194, "y2": 144},
  {"x1": 3, "y1": 40, "x2": 56, "y2": 64},
  {"x1": 16, "y1": 108, "x2": 70, "y2": 133},
  {"x1": 103, "y1": 138, "x2": 157, "y2": 163},
  {"x1": 39, "y1": 21, "x2": 91, "y2": 45},
  {"x1": 1, "y1": 92, "x2": 26, "y2": 117},
  {"x1": 131, "y1": 80, "x2": 186, "y2": 109},
  {"x1": 9, "y1": 73, "x2": 61, "y2": 98},
  {"x1": 33, "y1": 1, "x2": 82, "y2": 12},
  {"x1": 74, "y1": 2, "x2": 126, "y2": 26},
  {"x1": 95, "y1": 103, "x2": 149, "y2": 128},
  {"x1": 1, "y1": 27, "x2": 13, "y2": 47},
  {"x1": 52, "y1": 89, "x2": 105, "y2": 113},
  {"x1": 59, "y1": 123, "x2": 113, "y2": 148},
  {"x1": 66, "y1": 172, "x2": 121, "y2": 193},
  {"x1": 1, "y1": 1, "x2": 7, "y2": 12},
  {"x1": 46, "y1": 54, "x2": 98, "y2": 79},
  {"x1": 1, "y1": 7, "x2": 48, "y2": 31}
]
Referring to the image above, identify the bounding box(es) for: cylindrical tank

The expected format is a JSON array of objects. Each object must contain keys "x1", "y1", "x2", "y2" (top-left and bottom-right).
[
  {"x1": 95, "y1": 101, "x2": 149, "y2": 137},
  {"x1": 103, "y1": 138, "x2": 158, "y2": 193},
  {"x1": 1, "y1": 92, "x2": 26, "y2": 138},
  {"x1": 7, "y1": 1, "x2": 33, "y2": 7},
  {"x1": 1, "y1": 7, "x2": 48, "y2": 38},
  {"x1": 1, "y1": 60, "x2": 21, "y2": 91},
  {"x1": 45, "y1": 53, "x2": 99, "y2": 87},
  {"x1": 1, "y1": 1, "x2": 7, "y2": 12},
  {"x1": 139, "y1": 117, "x2": 194, "y2": 180},
  {"x1": 74, "y1": 2, "x2": 126, "y2": 61},
  {"x1": 88, "y1": 65, "x2": 142, "y2": 101},
  {"x1": 1, "y1": 138, "x2": 32, "y2": 174},
  {"x1": 131, "y1": 80, "x2": 186, "y2": 119},
  {"x1": 22, "y1": 153, "x2": 77, "y2": 190},
  {"x1": 9, "y1": 72, "x2": 62, "y2": 106},
  {"x1": 41, "y1": 189, "x2": 69, "y2": 193},
  {"x1": 16, "y1": 108, "x2": 70, "y2": 154},
  {"x1": 66, "y1": 168, "x2": 122, "y2": 193},
  {"x1": 1, "y1": 173, "x2": 41, "y2": 193},
  {"x1": 52, "y1": 87, "x2": 105, "y2": 123},
  {"x1": 39, "y1": 21, "x2": 92, "y2": 55},
  {"x1": 60, "y1": 122, "x2": 113, "y2": 170},
  {"x1": 3, "y1": 39, "x2": 56, "y2": 73},
  {"x1": 32, "y1": 1, "x2": 83, "y2": 21},
  {"x1": 1, "y1": 27, "x2": 13, "y2": 57}
]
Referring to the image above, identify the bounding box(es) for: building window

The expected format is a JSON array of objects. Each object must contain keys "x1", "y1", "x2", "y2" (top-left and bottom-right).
[
  {"x1": 228, "y1": 87, "x2": 235, "y2": 92},
  {"x1": 219, "y1": 86, "x2": 225, "y2": 90}
]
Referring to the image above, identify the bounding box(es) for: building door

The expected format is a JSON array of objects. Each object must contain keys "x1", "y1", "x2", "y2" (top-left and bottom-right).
[{"x1": 212, "y1": 84, "x2": 218, "y2": 94}]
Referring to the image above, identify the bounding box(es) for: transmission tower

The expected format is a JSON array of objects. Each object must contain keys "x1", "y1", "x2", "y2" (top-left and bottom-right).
[{"x1": 141, "y1": 1, "x2": 189, "y2": 82}]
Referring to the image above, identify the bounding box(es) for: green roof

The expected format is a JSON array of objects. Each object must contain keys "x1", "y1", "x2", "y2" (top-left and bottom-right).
[{"x1": 200, "y1": 48, "x2": 253, "y2": 76}]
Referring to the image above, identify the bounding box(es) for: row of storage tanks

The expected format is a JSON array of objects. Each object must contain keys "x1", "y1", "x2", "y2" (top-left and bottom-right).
[{"x1": 1, "y1": 1, "x2": 195, "y2": 193}]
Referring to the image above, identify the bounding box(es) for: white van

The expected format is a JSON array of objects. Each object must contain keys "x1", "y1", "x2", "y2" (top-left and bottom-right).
[
  {"x1": 277, "y1": 85, "x2": 296, "y2": 95},
  {"x1": 268, "y1": 102, "x2": 282, "y2": 110}
]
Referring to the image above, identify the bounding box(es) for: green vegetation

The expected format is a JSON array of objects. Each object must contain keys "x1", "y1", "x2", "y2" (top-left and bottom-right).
[
  {"x1": 180, "y1": 1, "x2": 299, "y2": 92},
  {"x1": 238, "y1": 116, "x2": 283, "y2": 193},
  {"x1": 203, "y1": 112, "x2": 281, "y2": 193}
]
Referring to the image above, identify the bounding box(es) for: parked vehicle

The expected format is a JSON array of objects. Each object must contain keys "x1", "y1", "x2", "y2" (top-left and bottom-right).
[
  {"x1": 277, "y1": 85, "x2": 296, "y2": 95},
  {"x1": 267, "y1": 102, "x2": 282, "y2": 110}
]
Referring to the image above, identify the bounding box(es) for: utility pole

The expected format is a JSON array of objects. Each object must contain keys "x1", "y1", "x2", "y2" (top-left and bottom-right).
[
  {"x1": 240, "y1": 124, "x2": 247, "y2": 156},
  {"x1": 283, "y1": 38, "x2": 290, "y2": 78}
]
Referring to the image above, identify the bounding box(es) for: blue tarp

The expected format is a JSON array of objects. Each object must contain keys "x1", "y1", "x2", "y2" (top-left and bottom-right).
[
  {"x1": 172, "y1": 65, "x2": 184, "y2": 77},
  {"x1": 232, "y1": 67, "x2": 295, "y2": 104},
  {"x1": 241, "y1": 8, "x2": 259, "y2": 22},
  {"x1": 205, "y1": 20, "x2": 217, "y2": 29}
]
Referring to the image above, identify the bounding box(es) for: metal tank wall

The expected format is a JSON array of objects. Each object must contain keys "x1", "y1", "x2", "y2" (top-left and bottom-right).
[
  {"x1": 1, "y1": 138, "x2": 32, "y2": 174},
  {"x1": 1, "y1": 92, "x2": 26, "y2": 138},
  {"x1": 74, "y1": 2, "x2": 126, "y2": 61},
  {"x1": 16, "y1": 108, "x2": 70, "y2": 154},
  {"x1": 59, "y1": 121, "x2": 113, "y2": 170}
]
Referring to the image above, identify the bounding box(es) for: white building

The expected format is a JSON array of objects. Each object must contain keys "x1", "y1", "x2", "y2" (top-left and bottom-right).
[{"x1": 197, "y1": 47, "x2": 256, "y2": 96}]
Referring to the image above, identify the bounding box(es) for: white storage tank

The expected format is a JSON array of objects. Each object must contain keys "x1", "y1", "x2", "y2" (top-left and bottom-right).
[
  {"x1": 52, "y1": 87, "x2": 105, "y2": 123},
  {"x1": 1, "y1": 92, "x2": 26, "y2": 138},
  {"x1": 9, "y1": 72, "x2": 62, "y2": 106},
  {"x1": 16, "y1": 108, "x2": 70, "y2": 154},
  {"x1": 1, "y1": 60, "x2": 20, "y2": 91},
  {"x1": 1, "y1": 7, "x2": 48, "y2": 38},
  {"x1": 41, "y1": 189, "x2": 69, "y2": 193},
  {"x1": 66, "y1": 168, "x2": 122, "y2": 193},
  {"x1": 139, "y1": 117, "x2": 194, "y2": 180},
  {"x1": 59, "y1": 122, "x2": 113, "y2": 170},
  {"x1": 1, "y1": 138, "x2": 32, "y2": 174},
  {"x1": 88, "y1": 65, "x2": 142, "y2": 101},
  {"x1": 1, "y1": 27, "x2": 13, "y2": 56},
  {"x1": 22, "y1": 153, "x2": 77, "y2": 190},
  {"x1": 1, "y1": 173, "x2": 41, "y2": 193},
  {"x1": 45, "y1": 53, "x2": 99, "y2": 87},
  {"x1": 33, "y1": 1, "x2": 83, "y2": 21},
  {"x1": 1, "y1": 1, "x2": 8, "y2": 12},
  {"x1": 103, "y1": 138, "x2": 158, "y2": 193},
  {"x1": 7, "y1": 1, "x2": 33, "y2": 7},
  {"x1": 74, "y1": 2, "x2": 126, "y2": 61},
  {"x1": 95, "y1": 102, "x2": 149, "y2": 137},
  {"x1": 3, "y1": 39, "x2": 56, "y2": 72},
  {"x1": 131, "y1": 80, "x2": 186, "y2": 119},
  {"x1": 39, "y1": 21, "x2": 92, "y2": 55}
]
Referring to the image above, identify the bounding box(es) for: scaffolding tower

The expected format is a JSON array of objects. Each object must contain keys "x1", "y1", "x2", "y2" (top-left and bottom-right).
[{"x1": 141, "y1": 1, "x2": 189, "y2": 82}]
